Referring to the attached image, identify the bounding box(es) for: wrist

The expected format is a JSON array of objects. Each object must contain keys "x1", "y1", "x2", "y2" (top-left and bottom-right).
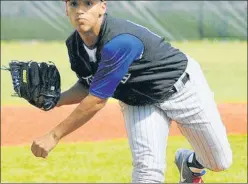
[{"x1": 51, "y1": 129, "x2": 62, "y2": 141}]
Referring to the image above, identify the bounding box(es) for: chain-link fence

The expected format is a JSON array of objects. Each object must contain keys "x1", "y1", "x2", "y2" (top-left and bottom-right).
[{"x1": 1, "y1": 1, "x2": 247, "y2": 41}]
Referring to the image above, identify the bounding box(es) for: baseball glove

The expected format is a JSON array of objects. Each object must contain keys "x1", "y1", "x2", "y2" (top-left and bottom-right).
[{"x1": 2, "y1": 60, "x2": 61, "y2": 111}]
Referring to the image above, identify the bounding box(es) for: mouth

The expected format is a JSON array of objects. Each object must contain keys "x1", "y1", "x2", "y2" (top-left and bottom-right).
[
  {"x1": 76, "y1": 17, "x2": 89, "y2": 24},
  {"x1": 76, "y1": 17, "x2": 85, "y2": 21},
  {"x1": 76, "y1": 14, "x2": 88, "y2": 20},
  {"x1": 76, "y1": 18, "x2": 88, "y2": 25}
]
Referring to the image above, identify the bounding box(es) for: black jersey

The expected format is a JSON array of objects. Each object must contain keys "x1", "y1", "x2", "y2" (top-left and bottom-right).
[{"x1": 66, "y1": 14, "x2": 188, "y2": 106}]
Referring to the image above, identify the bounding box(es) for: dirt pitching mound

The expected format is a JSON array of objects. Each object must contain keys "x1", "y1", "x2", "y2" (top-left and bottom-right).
[{"x1": 1, "y1": 103, "x2": 246, "y2": 146}]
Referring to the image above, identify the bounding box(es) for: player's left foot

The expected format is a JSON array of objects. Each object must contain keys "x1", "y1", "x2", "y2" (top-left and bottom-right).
[{"x1": 175, "y1": 149, "x2": 206, "y2": 183}]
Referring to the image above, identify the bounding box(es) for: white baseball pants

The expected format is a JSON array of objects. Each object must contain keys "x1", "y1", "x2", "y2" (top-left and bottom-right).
[{"x1": 120, "y1": 56, "x2": 232, "y2": 183}]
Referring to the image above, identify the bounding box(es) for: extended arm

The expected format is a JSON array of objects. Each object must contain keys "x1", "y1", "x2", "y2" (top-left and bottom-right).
[
  {"x1": 56, "y1": 80, "x2": 88, "y2": 107},
  {"x1": 31, "y1": 34, "x2": 144, "y2": 158},
  {"x1": 53, "y1": 94, "x2": 106, "y2": 139}
]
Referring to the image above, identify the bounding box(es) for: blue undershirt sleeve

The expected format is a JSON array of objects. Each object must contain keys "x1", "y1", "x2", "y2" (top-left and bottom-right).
[{"x1": 89, "y1": 34, "x2": 144, "y2": 99}]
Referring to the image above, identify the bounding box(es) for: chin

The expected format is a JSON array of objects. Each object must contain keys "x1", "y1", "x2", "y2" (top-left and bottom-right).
[{"x1": 77, "y1": 25, "x2": 91, "y2": 33}]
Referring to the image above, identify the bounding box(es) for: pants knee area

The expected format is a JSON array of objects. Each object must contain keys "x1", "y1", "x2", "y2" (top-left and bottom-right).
[
  {"x1": 209, "y1": 154, "x2": 232, "y2": 172},
  {"x1": 132, "y1": 162, "x2": 165, "y2": 183}
]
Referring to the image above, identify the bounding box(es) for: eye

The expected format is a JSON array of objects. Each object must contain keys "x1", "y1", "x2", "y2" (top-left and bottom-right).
[
  {"x1": 70, "y1": 0, "x2": 78, "y2": 8},
  {"x1": 84, "y1": 0, "x2": 93, "y2": 7}
]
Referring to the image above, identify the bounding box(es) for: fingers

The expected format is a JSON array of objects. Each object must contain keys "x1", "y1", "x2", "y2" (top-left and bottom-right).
[
  {"x1": 31, "y1": 141, "x2": 48, "y2": 159},
  {"x1": 31, "y1": 142, "x2": 37, "y2": 156},
  {"x1": 31, "y1": 132, "x2": 59, "y2": 159},
  {"x1": 41, "y1": 151, "x2": 48, "y2": 158}
]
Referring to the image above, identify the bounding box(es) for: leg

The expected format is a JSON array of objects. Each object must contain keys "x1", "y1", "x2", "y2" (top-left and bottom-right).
[
  {"x1": 158, "y1": 56, "x2": 232, "y2": 181},
  {"x1": 119, "y1": 102, "x2": 171, "y2": 183}
]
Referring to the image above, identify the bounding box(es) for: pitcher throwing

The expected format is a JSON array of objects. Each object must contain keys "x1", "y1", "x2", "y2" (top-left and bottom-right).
[{"x1": 31, "y1": 0, "x2": 232, "y2": 183}]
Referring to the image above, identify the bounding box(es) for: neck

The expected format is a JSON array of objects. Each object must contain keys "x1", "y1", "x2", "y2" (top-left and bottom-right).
[{"x1": 78, "y1": 16, "x2": 104, "y2": 48}]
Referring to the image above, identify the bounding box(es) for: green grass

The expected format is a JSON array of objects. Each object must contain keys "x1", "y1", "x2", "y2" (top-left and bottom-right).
[
  {"x1": 1, "y1": 40, "x2": 247, "y2": 105},
  {"x1": 172, "y1": 41, "x2": 247, "y2": 103},
  {"x1": 1, "y1": 135, "x2": 247, "y2": 183}
]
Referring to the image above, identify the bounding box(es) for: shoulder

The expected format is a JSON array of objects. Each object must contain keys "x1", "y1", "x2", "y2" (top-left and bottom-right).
[
  {"x1": 101, "y1": 34, "x2": 144, "y2": 61},
  {"x1": 102, "y1": 14, "x2": 158, "y2": 45},
  {"x1": 103, "y1": 34, "x2": 144, "y2": 52},
  {"x1": 106, "y1": 14, "x2": 142, "y2": 29}
]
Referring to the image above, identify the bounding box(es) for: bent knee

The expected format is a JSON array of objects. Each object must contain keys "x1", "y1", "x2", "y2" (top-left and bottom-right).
[{"x1": 209, "y1": 153, "x2": 232, "y2": 172}]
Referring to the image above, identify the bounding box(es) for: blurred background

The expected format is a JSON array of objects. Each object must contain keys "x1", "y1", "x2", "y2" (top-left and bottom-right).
[{"x1": 1, "y1": 1, "x2": 247, "y2": 41}]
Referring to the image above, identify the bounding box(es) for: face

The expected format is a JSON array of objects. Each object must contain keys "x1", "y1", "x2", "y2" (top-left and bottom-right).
[{"x1": 66, "y1": 0, "x2": 106, "y2": 33}]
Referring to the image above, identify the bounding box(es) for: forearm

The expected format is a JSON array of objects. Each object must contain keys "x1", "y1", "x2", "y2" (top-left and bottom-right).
[
  {"x1": 52, "y1": 95, "x2": 106, "y2": 140},
  {"x1": 57, "y1": 81, "x2": 88, "y2": 107}
]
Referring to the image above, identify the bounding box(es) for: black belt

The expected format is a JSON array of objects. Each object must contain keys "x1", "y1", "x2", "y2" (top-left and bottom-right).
[{"x1": 164, "y1": 73, "x2": 190, "y2": 99}]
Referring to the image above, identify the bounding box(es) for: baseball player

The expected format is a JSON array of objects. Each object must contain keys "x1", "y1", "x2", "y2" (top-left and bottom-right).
[{"x1": 31, "y1": 0, "x2": 232, "y2": 183}]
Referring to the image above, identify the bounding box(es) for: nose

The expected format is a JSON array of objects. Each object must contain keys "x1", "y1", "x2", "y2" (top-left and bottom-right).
[
  {"x1": 76, "y1": 6, "x2": 85, "y2": 14},
  {"x1": 75, "y1": 2, "x2": 90, "y2": 14}
]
